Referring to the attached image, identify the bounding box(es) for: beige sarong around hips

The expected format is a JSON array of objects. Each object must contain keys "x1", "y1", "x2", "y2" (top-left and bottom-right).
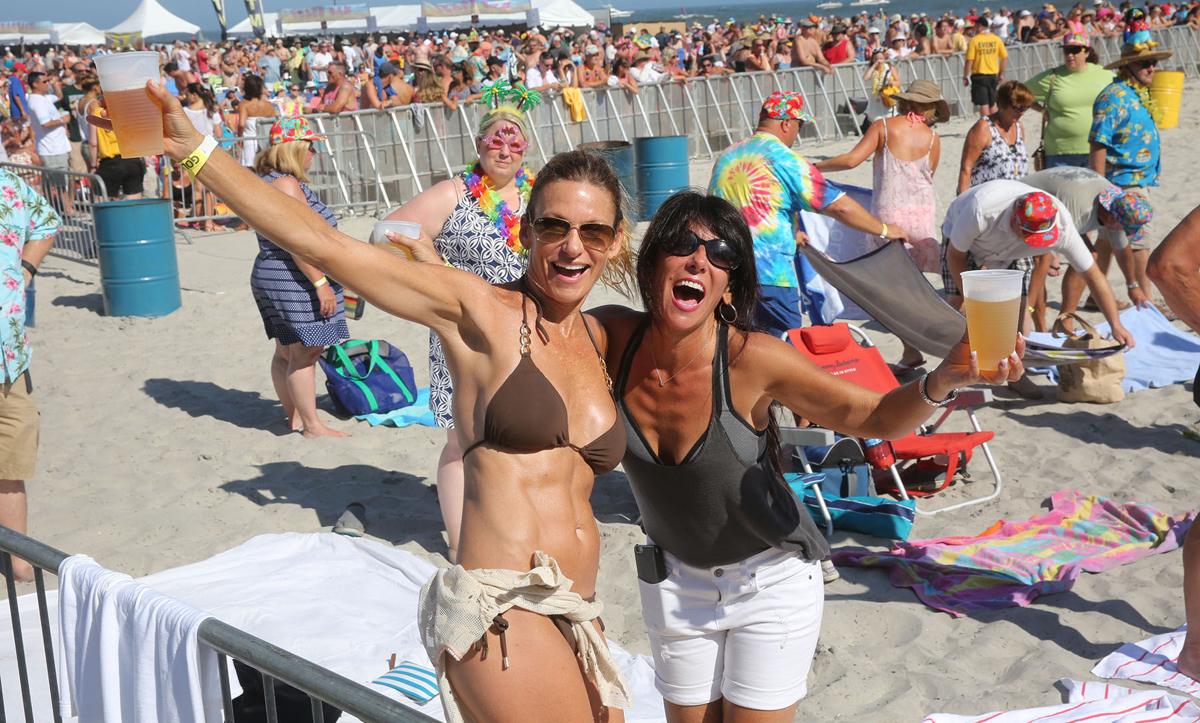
[{"x1": 417, "y1": 551, "x2": 632, "y2": 723}]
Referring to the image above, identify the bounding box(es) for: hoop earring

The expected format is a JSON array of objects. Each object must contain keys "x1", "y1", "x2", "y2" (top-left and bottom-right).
[{"x1": 717, "y1": 303, "x2": 737, "y2": 324}]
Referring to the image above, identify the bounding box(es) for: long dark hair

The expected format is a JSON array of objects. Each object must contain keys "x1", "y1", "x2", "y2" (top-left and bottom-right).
[
  {"x1": 635, "y1": 190, "x2": 758, "y2": 329},
  {"x1": 185, "y1": 82, "x2": 217, "y2": 113},
  {"x1": 635, "y1": 191, "x2": 786, "y2": 472}
]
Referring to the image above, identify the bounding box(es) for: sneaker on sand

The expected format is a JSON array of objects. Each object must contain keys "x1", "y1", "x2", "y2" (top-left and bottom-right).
[
  {"x1": 821, "y1": 559, "x2": 840, "y2": 584},
  {"x1": 333, "y1": 503, "x2": 367, "y2": 537}
]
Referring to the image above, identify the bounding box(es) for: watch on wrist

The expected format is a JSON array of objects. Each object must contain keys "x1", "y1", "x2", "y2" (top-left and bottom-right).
[
  {"x1": 919, "y1": 372, "x2": 959, "y2": 408},
  {"x1": 1126, "y1": 281, "x2": 1140, "y2": 290}
]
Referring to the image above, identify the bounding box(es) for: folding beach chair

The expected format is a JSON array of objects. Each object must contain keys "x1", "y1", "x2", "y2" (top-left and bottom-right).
[{"x1": 785, "y1": 323, "x2": 1004, "y2": 515}]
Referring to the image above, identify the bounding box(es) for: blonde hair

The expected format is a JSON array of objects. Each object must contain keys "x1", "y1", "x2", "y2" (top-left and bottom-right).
[
  {"x1": 254, "y1": 140, "x2": 311, "y2": 182},
  {"x1": 478, "y1": 104, "x2": 529, "y2": 140}
]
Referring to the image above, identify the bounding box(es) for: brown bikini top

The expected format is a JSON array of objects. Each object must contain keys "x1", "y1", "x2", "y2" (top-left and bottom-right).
[{"x1": 463, "y1": 284, "x2": 626, "y2": 476}]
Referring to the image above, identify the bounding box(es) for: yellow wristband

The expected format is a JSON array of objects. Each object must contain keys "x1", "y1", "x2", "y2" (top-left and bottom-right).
[
  {"x1": 879, "y1": 222, "x2": 889, "y2": 239},
  {"x1": 313, "y1": 276, "x2": 329, "y2": 288},
  {"x1": 180, "y1": 135, "x2": 218, "y2": 179}
]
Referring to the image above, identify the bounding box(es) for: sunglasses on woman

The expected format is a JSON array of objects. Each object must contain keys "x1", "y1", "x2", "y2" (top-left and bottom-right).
[
  {"x1": 532, "y1": 216, "x2": 617, "y2": 250},
  {"x1": 481, "y1": 132, "x2": 528, "y2": 154},
  {"x1": 662, "y1": 231, "x2": 741, "y2": 271},
  {"x1": 1063, "y1": 45, "x2": 1087, "y2": 54}
]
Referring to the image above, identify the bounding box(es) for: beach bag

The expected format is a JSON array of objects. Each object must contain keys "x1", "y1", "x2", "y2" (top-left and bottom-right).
[
  {"x1": 797, "y1": 440, "x2": 874, "y2": 498},
  {"x1": 879, "y1": 66, "x2": 902, "y2": 108},
  {"x1": 1053, "y1": 312, "x2": 1126, "y2": 404},
  {"x1": 319, "y1": 339, "x2": 416, "y2": 416}
]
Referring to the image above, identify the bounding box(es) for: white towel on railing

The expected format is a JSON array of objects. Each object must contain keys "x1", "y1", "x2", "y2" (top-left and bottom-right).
[{"x1": 55, "y1": 554, "x2": 223, "y2": 723}]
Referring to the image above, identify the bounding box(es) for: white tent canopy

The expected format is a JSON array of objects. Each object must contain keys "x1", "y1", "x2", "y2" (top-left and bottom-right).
[
  {"x1": 56, "y1": 22, "x2": 107, "y2": 45},
  {"x1": 229, "y1": 5, "x2": 420, "y2": 37},
  {"x1": 108, "y1": 0, "x2": 200, "y2": 38},
  {"x1": 0, "y1": 22, "x2": 106, "y2": 44},
  {"x1": 423, "y1": 0, "x2": 594, "y2": 30}
]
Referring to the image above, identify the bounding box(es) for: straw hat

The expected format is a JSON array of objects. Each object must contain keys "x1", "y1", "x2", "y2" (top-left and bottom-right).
[
  {"x1": 1106, "y1": 9, "x2": 1172, "y2": 69},
  {"x1": 892, "y1": 79, "x2": 950, "y2": 124}
]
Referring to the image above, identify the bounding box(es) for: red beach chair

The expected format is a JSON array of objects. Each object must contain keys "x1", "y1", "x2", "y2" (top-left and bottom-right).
[{"x1": 785, "y1": 323, "x2": 1004, "y2": 515}]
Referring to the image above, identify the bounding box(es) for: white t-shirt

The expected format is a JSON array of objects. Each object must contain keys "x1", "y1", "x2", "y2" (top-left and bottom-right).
[
  {"x1": 524, "y1": 66, "x2": 557, "y2": 89},
  {"x1": 942, "y1": 179, "x2": 1094, "y2": 271},
  {"x1": 28, "y1": 94, "x2": 70, "y2": 157},
  {"x1": 343, "y1": 45, "x2": 361, "y2": 71},
  {"x1": 631, "y1": 63, "x2": 667, "y2": 84},
  {"x1": 174, "y1": 48, "x2": 191, "y2": 72}
]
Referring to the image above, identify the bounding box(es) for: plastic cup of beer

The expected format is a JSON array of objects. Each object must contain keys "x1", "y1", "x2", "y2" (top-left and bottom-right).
[
  {"x1": 93, "y1": 51, "x2": 164, "y2": 157},
  {"x1": 370, "y1": 220, "x2": 420, "y2": 261},
  {"x1": 960, "y1": 269, "x2": 1024, "y2": 372}
]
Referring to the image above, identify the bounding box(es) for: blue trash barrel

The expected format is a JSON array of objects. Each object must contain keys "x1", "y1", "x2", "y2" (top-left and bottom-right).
[
  {"x1": 94, "y1": 199, "x2": 181, "y2": 317},
  {"x1": 634, "y1": 135, "x2": 689, "y2": 219},
  {"x1": 578, "y1": 140, "x2": 638, "y2": 222}
]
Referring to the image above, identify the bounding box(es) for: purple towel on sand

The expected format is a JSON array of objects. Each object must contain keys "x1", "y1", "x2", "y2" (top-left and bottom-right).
[{"x1": 834, "y1": 490, "x2": 1193, "y2": 617}]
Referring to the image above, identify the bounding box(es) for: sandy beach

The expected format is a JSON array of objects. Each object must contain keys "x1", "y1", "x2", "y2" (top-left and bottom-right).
[{"x1": 15, "y1": 90, "x2": 1200, "y2": 721}]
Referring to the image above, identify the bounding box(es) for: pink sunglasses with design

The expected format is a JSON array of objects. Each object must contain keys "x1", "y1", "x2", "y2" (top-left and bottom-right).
[{"x1": 480, "y1": 126, "x2": 528, "y2": 154}]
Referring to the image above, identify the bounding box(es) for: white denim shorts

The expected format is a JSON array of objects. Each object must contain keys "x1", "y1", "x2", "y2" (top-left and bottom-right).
[{"x1": 637, "y1": 543, "x2": 824, "y2": 710}]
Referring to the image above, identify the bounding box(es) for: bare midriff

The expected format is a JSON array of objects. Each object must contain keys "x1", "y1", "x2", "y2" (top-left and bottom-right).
[{"x1": 457, "y1": 446, "x2": 602, "y2": 597}]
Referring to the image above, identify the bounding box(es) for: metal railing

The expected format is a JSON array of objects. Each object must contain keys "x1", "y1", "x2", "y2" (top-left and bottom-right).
[
  {"x1": 0, "y1": 526, "x2": 437, "y2": 723},
  {"x1": 288, "y1": 25, "x2": 1197, "y2": 215},
  {"x1": 11, "y1": 26, "x2": 1196, "y2": 239},
  {"x1": 0, "y1": 162, "x2": 107, "y2": 264}
]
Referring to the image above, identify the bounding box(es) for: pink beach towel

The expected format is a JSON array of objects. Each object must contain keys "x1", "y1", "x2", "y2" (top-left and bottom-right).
[{"x1": 834, "y1": 491, "x2": 1193, "y2": 617}]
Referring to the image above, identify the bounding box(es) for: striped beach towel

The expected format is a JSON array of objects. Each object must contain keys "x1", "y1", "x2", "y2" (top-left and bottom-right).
[
  {"x1": 371, "y1": 661, "x2": 439, "y2": 704},
  {"x1": 1092, "y1": 626, "x2": 1200, "y2": 699},
  {"x1": 834, "y1": 491, "x2": 1193, "y2": 617},
  {"x1": 923, "y1": 678, "x2": 1200, "y2": 722}
]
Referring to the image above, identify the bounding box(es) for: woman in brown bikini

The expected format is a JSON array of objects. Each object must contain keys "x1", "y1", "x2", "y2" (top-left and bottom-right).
[{"x1": 105, "y1": 83, "x2": 635, "y2": 723}]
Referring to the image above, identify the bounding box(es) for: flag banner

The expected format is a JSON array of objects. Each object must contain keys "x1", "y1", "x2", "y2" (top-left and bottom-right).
[
  {"x1": 105, "y1": 31, "x2": 143, "y2": 49},
  {"x1": 210, "y1": 0, "x2": 227, "y2": 36},
  {"x1": 421, "y1": 0, "x2": 531, "y2": 17},
  {"x1": 243, "y1": 0, "x2": 267, "y2": 37},
  {"x1": 0, "y1": 21, "x2": 53, "y2": 35},
  {"x1": 278, "y1": 4, "x2": 371, "y2": 24}
]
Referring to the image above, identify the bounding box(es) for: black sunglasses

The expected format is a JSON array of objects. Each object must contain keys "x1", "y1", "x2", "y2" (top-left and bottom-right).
[
  {"x1": 662, "y1": 231, "x2": 741, "y2": 271},
  {"x1": 1063, "y1": 45, "x2": 1087, "y2": 54},
  {"x1": 532, "y1": 216, "x2": 617, "y2": 250},
  {"x1": 1132, "y1": 59, "x2": 1159, "y2": 70}
]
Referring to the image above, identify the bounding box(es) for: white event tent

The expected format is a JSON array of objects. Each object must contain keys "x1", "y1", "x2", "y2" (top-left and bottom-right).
[
  {"x1": 230, "y1": 0, "x2": 591, "y2": 36},
  {"x1": 423, "y1": 0, "x2": 594, "y2": 30},
  {"x1": 107, "y1": 0, "x2": 201, "y2": 38},
  {"x1": 0, "y1": 22, "x2": 106, "y2": 45}
]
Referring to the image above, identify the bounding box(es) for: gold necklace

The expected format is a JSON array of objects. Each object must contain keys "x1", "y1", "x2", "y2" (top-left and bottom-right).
[{"x1": 647, "y1": 325, "x2": 713, "y2": 388}]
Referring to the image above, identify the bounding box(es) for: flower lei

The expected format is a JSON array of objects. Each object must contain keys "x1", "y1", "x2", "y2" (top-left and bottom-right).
[{"x1": 463, "y1": 162, "x2": 534, "y2": 255}]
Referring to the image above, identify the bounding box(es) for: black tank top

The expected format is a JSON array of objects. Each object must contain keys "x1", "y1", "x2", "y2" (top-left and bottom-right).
[{"x1": 615, "y1": 320, "x2": 830, "y2": 568}]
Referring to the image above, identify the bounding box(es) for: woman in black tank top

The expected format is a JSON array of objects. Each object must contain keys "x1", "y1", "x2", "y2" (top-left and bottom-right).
[{"x1": 591, "y1": 191, "x2": 1026, "y2": 722}]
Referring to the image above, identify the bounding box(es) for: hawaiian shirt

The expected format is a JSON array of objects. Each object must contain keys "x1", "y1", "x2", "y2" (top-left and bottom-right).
[
  {"x1": 0, "y1": 168, "x2": 60, "y2": 383},
  {"x1": 1089, "y1": 79, "x2": 1161, "y2": 188},
  {"x1": 709, "y1": 132, "x2": 844, "y2": 289}
]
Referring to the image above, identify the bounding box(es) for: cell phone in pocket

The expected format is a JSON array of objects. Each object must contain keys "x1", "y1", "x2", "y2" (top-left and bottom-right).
[{"x1": 634, "y1": 543, "x2": 667, "y2": 584}]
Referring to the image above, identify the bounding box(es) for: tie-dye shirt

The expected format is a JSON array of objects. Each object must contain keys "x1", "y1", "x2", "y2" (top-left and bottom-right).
[{"x1": 709, "y1": 132, "x2": 844, "y2": 288}]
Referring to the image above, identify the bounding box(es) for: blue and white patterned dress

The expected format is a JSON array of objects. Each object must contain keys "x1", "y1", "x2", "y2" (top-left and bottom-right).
[
  {"x1": 429, "y1": 182, "x2": 527, "y2": 428},
  {"x1": 250, "y1": 171, "x2": 349, "y2": 347}
]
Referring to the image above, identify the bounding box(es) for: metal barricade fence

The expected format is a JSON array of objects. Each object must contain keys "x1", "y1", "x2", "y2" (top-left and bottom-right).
[
  {"x1": 0, "y1": 162, "x2": 107, "y2": 264},
  {"x1": 0, "y1": 525, "x2": 437, "y2": 723},
  {"x1": 285, "y1": 26, "x2": 1197, "y2": 217}
]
